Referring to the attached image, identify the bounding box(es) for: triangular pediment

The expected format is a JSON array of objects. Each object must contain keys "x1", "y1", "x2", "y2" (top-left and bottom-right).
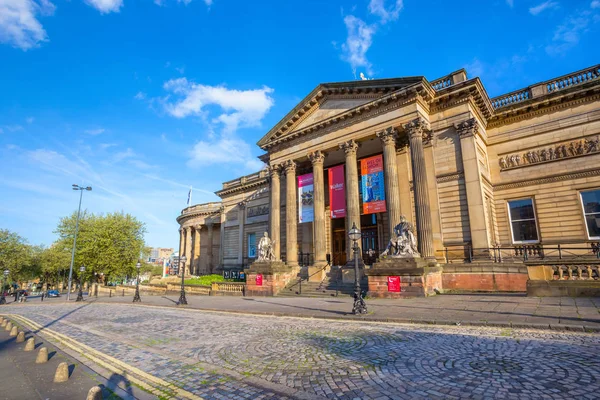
[{"x1": 257, "y1": 76, "x2": 424, "y2": 150}]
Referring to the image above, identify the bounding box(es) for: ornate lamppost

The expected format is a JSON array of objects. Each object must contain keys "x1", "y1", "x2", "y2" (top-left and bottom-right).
[
  {"x1": 67, "y1": 184, "x2": 92, "y2": 301},
  {"x1": 178, "y1": 255, "x2": 187, "y2": 305},
  {"x1": 76, "y1": 265, "x2": 85, "y2": 302},
  {"x1": 0, "y1": 270, "x2": 8, "y2": 305},
  {"x1": 133, "y1": 261, "x2": 142, "y2": 303},
  {"x1": 349, "y1": 223, "x2": 367, "y2": 315}
]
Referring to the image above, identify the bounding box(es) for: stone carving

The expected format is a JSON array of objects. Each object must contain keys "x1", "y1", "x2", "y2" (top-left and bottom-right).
[
  {"x1": 499, "y1": 136, "x2": 600, "y2": 170},
  {"x1": 380, "y1": 216, "x2": 420, "y2": 258},
  {"x1": 247, "y1": 205, "x2": 269, "y2": 218},
  {"x1": 257, "y1": 232, "x2": 277, "y2": 261}
]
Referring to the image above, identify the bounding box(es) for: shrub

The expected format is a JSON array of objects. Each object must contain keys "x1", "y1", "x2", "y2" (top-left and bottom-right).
[{"x1": 185, "y1": 274, "x2": 233, "y2": 286}]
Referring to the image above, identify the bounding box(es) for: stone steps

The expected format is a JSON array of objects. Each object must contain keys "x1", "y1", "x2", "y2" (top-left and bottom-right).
[{"x1": 277, "y1": 279, "x2": 365, "y2": 298}]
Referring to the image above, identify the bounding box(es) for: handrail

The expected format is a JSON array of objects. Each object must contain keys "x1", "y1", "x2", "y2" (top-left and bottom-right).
[{"x1": 285, "y1": 259, "x2": 331, "y2": 294}]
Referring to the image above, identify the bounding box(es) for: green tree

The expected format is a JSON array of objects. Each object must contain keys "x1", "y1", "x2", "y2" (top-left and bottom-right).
[{"x1": 0, "y1": 229, "x2": 31, "y2": 286}]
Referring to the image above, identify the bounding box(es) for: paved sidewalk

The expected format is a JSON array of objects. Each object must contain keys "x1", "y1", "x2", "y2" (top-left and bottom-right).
[{"x1": 30, "y1": 292, "x2": 600, "y2": 331}]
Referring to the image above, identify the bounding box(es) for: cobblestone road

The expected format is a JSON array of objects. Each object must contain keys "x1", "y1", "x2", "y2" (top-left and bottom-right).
[{"x1": 8, "y1": 303, "x2": 600, "y2": 400}]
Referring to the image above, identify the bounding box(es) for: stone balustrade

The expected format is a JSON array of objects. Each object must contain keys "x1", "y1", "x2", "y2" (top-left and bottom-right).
[
  {"x1": 181, "y1": 202, "x2": 222, "y2": 216},
  {"x1": 553, "y1": 265, "x2": 600, "y2": 280},
  {"x1": 211, "y1": 281, "x2": 245, "y2": 294},
  {"x1": 431, "y1": 76, "x2": 453, "y2": 90},
  {"x1": 491, "y1": 88, "x2": 531, "y2": 109},
  {"x1": 491, "y1": 64, "x2": 600, "y2": 109}
]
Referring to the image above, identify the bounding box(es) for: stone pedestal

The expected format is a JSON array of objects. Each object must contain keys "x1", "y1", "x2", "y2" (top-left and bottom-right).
[
  {"x1": 366, "y1": 257, "x2": 442, "y2": 298},
  {"x1": 342, "y1": 267, "x2": 365, "y2": 284},
  {"x1": 244, "y1": 261, "x2": 298, "y2": 296}
]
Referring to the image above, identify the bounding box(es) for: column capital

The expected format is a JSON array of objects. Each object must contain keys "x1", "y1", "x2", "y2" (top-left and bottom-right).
[
  {"x1": 376, "y1": 127, "x2": 398, "y2": 146},
  {"x1": 403, "y1": 117, "x2": 432, "y2": 144},
  {"x1": 283, "y1": 159, "x2": 296, "y2": 173},
  {"x1": 268, "y1": 163, "x2": 281, "y2": 177},
  {"x1": 308, "y1": 150, "x2": 325, "y2": 165},
  {"x1": 454, "y1": 118, "x2": 479, "y2": 139},
  {"x1": 339, "y1": 139, "x2": 359, "y2": 155},
  {"x1": 238, "y1": 201, "x2": 246, "y2": 209}
]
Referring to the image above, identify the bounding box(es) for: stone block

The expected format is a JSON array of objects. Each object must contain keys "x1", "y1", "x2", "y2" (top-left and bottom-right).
[
  {"x1": 527, "y1": 280, "x2": 600, "y2": 297},
  {"x1": 527, "y1": 265, "x2": 554, "y2": 280}
]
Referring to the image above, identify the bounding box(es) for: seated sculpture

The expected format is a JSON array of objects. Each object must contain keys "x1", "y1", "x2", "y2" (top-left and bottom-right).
[
  {"x1": 257, "y1": 232, "x2": 277, "y2": 261},
  {"x1": 380, "y1": 216, "x2": 420, "y2": 258}
]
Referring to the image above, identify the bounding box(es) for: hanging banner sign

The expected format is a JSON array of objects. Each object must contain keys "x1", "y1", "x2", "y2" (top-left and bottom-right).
[
  {"x1": 256, "y1": 274, "x2": 263, "y2": 286},
  {"x1": 298, "y1": 173, "x2": 314, "y2": 223},
  {"x1": 388, "y1": 276, "x2": 401, "y2": 292},
  {"x1": 360, "y1": 154, "x2": 387, "y2": 214},
  {"x1": 328, "y1": 165, "x2": 346, "y2": 219}
]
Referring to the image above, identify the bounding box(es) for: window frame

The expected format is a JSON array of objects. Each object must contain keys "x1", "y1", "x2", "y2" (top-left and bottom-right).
[
  {"x1": 579, "y1": 189, "x2": 600, "y2": 240},
  {"x1": 507, "y1": 197, "x2": 540, "y2": 244}
]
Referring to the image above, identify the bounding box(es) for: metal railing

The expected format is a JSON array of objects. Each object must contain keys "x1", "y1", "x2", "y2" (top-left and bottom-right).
[{"x1": 438, "y1": 242, "x2": 600, "y2": 264}]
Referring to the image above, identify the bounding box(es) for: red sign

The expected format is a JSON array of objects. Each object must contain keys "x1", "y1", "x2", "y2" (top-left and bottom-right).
[
  {"x1": 328, "y1": 164, "x2": 346, "y2": 218},
  {"x1": 256, "y1": 274, "x2": 263, "y2": 286},
  {"x1": 360, "y1": 154, "x2": 387, "y2": 214},
  {"x1": 387, "y1": 276, "x2": 401, "y2": 292}
]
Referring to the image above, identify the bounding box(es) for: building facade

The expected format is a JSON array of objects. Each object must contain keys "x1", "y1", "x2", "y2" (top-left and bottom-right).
[{"x1": 178, "y1": 64, "x2": 600, "y2": 292}]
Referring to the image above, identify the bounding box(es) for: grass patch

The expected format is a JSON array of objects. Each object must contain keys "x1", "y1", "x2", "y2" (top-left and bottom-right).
[{"x1": 184, "y1": 274, "x2": 234, "y2": 286}]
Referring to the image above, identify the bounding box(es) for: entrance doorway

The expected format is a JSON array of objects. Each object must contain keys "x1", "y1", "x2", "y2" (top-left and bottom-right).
[{"x1": 332, "y1": 229, "x2": 346, "y2": 266}]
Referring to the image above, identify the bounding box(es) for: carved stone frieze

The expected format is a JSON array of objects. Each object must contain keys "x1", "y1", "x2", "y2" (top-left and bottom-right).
[
  {"x1": 247, "y1": 205, "x2": 269, "y2": 218},
  {"x1": 498, "y1": 135, "x2": 600, "y2": 170}
]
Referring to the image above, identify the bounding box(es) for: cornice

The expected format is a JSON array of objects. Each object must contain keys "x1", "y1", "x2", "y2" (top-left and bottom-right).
[
  {"x1": 487, "y1": 89, "x2": 600, "y2": 129},
  {"x1": 494, "y1": 168, "x2": 600, "y2": 191},
  {"x1": 215, "y1": 178, "x2": 268, "y2": 197},
  {"x1": 430, "y1": 78, "x2": 494, "y2": 124},
  {"x1": 263, "y1": 81, "x2": 433, "y2": 152}
]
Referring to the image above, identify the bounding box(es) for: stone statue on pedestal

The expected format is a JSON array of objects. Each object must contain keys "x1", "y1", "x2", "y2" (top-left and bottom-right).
[
  {"x1": 380, "y1": 215, "x2": 420, "y2": 258},
  {"x1": 257, "y1": 232, "x2": 276, "y2": 261}
]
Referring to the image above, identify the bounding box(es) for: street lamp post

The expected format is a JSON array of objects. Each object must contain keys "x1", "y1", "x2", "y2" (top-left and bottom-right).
[
  {"x1": 67, "y1": 184, "x2": 92, "y2": 301},
  {"x1": 133, "y1": 261, "x2": 142, "y2": 303},
  {"x1": 76, "y1": 266, "x2": 85, "y2": 302},
  {"x1": 178, "y1": 255, "x2": 187, "y2": 305},
  {"x1": 349, "y1": 223, "x2": 367, "y2": 315},
  {"x1": 0, "y1": 270, "x2": 8, "y2": 305}
]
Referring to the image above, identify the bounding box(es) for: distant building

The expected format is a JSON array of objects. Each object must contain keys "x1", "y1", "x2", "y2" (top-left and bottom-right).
[{"x1": 148, "y1": 247, "x2": 174, "y2": 264}]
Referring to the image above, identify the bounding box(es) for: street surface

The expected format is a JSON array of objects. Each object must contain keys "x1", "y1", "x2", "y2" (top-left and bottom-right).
[{"x1": 4, "y1": 302, "x2": 600, "y2": 400}]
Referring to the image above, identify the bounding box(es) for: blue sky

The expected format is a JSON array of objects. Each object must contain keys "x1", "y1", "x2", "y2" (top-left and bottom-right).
[{"x1": 1, "y1": 0, "x2": 598, "y2": 249}]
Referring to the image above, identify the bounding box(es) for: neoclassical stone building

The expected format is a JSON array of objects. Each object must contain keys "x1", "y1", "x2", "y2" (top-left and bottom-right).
[{"x1": 178, "y1": 64, "x2": 600, "y2": 293}]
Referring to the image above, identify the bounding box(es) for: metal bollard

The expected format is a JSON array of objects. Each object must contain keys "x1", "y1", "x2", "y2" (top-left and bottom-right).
[
  {"x1": 109, "y1": 290, "x2": 112, "y2": 298},
  {"x1": 122, "y1": 289, "x2": 125, "y2": 297}
]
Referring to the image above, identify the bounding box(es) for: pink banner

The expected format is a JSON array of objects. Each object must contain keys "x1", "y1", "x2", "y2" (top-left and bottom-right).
[
  {"x1": 388, "y1": 276, "x2": 401, "y2": 292},
  {"x1": 328, "y1": 165, "x2": 346, "y2": 219}
]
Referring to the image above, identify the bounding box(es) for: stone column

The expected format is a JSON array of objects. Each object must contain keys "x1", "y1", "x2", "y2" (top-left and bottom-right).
[
  {"x1": 339, "y1": 140, "x2": 362, "y2": 263},
  {"x1": 268, "y1": 164, "x2": 281, "y2": 260},
  {"x1": 206, "y1": 222, "x2": 214, "y2": 274},
  {"x1": 377, "y1": 127, "x2": 402, "y2": 237},
  {"x1": 238, "y1": 202, "x2": 246, "y2": 266},
  {"x1": 308, "y1": 150, "x2": 326, "y2": 266},
  {"x1": 190, "y1": 227, "x2": 196, "y2": 275},
  {"x1": 284, "y1": 160, "x2": 298, "y2": 266},
  {"x1": 455, "y1": 118, "x2": 491, "y2": 250},
  {"x1": 194, "y1": 225, "x2": 201, "y2": 274},
  {"x1": 403, "y1": 117, "x2": 435, "y2": 260},
  {"x1": 185, "y1": 227, "x2": 193, "y2": 275}
]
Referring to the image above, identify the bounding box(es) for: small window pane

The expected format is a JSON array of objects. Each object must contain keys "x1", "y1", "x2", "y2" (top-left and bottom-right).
[
  {"x1": 511, "y1": 220, "x2": 539, "y2": 242},
  {"x1": 585, "y1": 214, "x2": 600, "y2": 238},
  {"x1": 509, "y1": 199, "x2": 535, "y2": 220},
  {"x1": 581, "y1": 190, "x2": 600, "y2": 214}
]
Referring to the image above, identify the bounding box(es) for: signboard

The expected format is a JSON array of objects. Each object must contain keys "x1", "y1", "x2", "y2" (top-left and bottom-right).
[
  {"x1": 328, "y1": 164, "x2": 346, "y2": 218},
  {"x1": 360, "y1": 154, "x2": 386, "y2": 214},
  {"x1": 231, "y1": 271, "x2": 239, "y2": 279},
  {"x1": 256, "y1": 274, "x2": 263, "y2": 286},
  {"x1": 298, "y1": 173, "x2": 314, "y2": 223},
  {"x1": 388, "y1": 276, "x2": 401, "y2": 292},
  {"x1": 224, "y1": 271, "x2": 230, "y2": 279},
  {"x1": 248, "y1": 233, "x2": 256, "y2": 258}
]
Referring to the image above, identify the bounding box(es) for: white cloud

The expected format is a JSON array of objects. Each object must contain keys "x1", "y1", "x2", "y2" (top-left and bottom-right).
[
  {"x1": 545, "y1": 9, "x2": 596, "y2": 55},
  {"x1": 187, "y1": 137, "x2": 264, "y2": 171},
  {"x1": 506, "y1": 0, "x2": 514, "y2": 7},
  {"x1": 134, "y1": 91, "x2": 146, "y2": 100},
  {"x1": 529, "y1": 1, "x2": 559, "y2": 15},
  {"x1": 0, "y1": 0, "x2": 55, "y2": 50},
  {"x1": 113, "y1": 148, "x2": 135, "y2": 162},
  {"x1": 85, "y1": 128, "x2": 105, "y2": 135},
  {"x1": 99, "y1": 143, "x2": 116, "y2": 150},
  {"x1": 3, "y1": 124, "x2": 24, "y2": 132},
  {"x1": 340, "y1": 15, "x2": 376, "y2": 76},
  {"x1": 368, "y1": 0, "x2": 403, "y2": 24},
  {"x1": 204, "y1": 0, "x2": 212, "y2": 5},
  {"x1": 464, "y1": 58, "x2": 484, "y2": 77},
  {"x1": 26, "y1": 117, "x2": 34, "y2": 124},
  {"x1": 175, "y1": 66, "x2": 185, "y2": 74},
  {"x1": 591, "y1": 0, "x2": 600, "y2": 8},
  {"x1": 84, "y1": 0, "x2": 122, "y2": 14},
  {"x1": 161, "y1": 78, "x2": 275, "y2": 133}
]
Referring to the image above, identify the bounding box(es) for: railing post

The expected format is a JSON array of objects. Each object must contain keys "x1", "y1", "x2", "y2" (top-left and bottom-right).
[
  {"x1": 444, "y1": 247, "x2": 449, "y2": 264},
  {"x1": 299, "y1": 277, "x2": 302, "y2": 295},
  {"x1": 558, "y1": 244, "x2": 562, "y2": 260},
  {"x1": 493, "y1": 246, "x2": 497, "y2": 263},
  {"x1": 498, "y1": 245, "x2": 503, "y2": 263},
  {"x1": 468, "y1": 245, "x2": 473, "y2": 263},
  {"x1": 523, "y1": 247, "x2": 528, "y2": 261}
]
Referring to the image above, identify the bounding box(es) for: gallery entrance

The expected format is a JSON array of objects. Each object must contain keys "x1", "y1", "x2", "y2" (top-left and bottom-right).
[
  {"x1": 332, "y1": 228, "x2": 347, "y2": 266},
  {"x1": 329, "y1": 214, "x2": 381, "y2": 266}
]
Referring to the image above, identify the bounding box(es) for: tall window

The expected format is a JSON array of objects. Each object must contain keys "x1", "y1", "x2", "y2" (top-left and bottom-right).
[
  {"x1": 508, "y1": 199, "x2": 539, "y2": 243},
  {"x1": 248, "y1": 233, "x2": 256, "y2": 258},
  {"x1": 581, "y1": 189, "x2": 600, "y2": 239}
]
